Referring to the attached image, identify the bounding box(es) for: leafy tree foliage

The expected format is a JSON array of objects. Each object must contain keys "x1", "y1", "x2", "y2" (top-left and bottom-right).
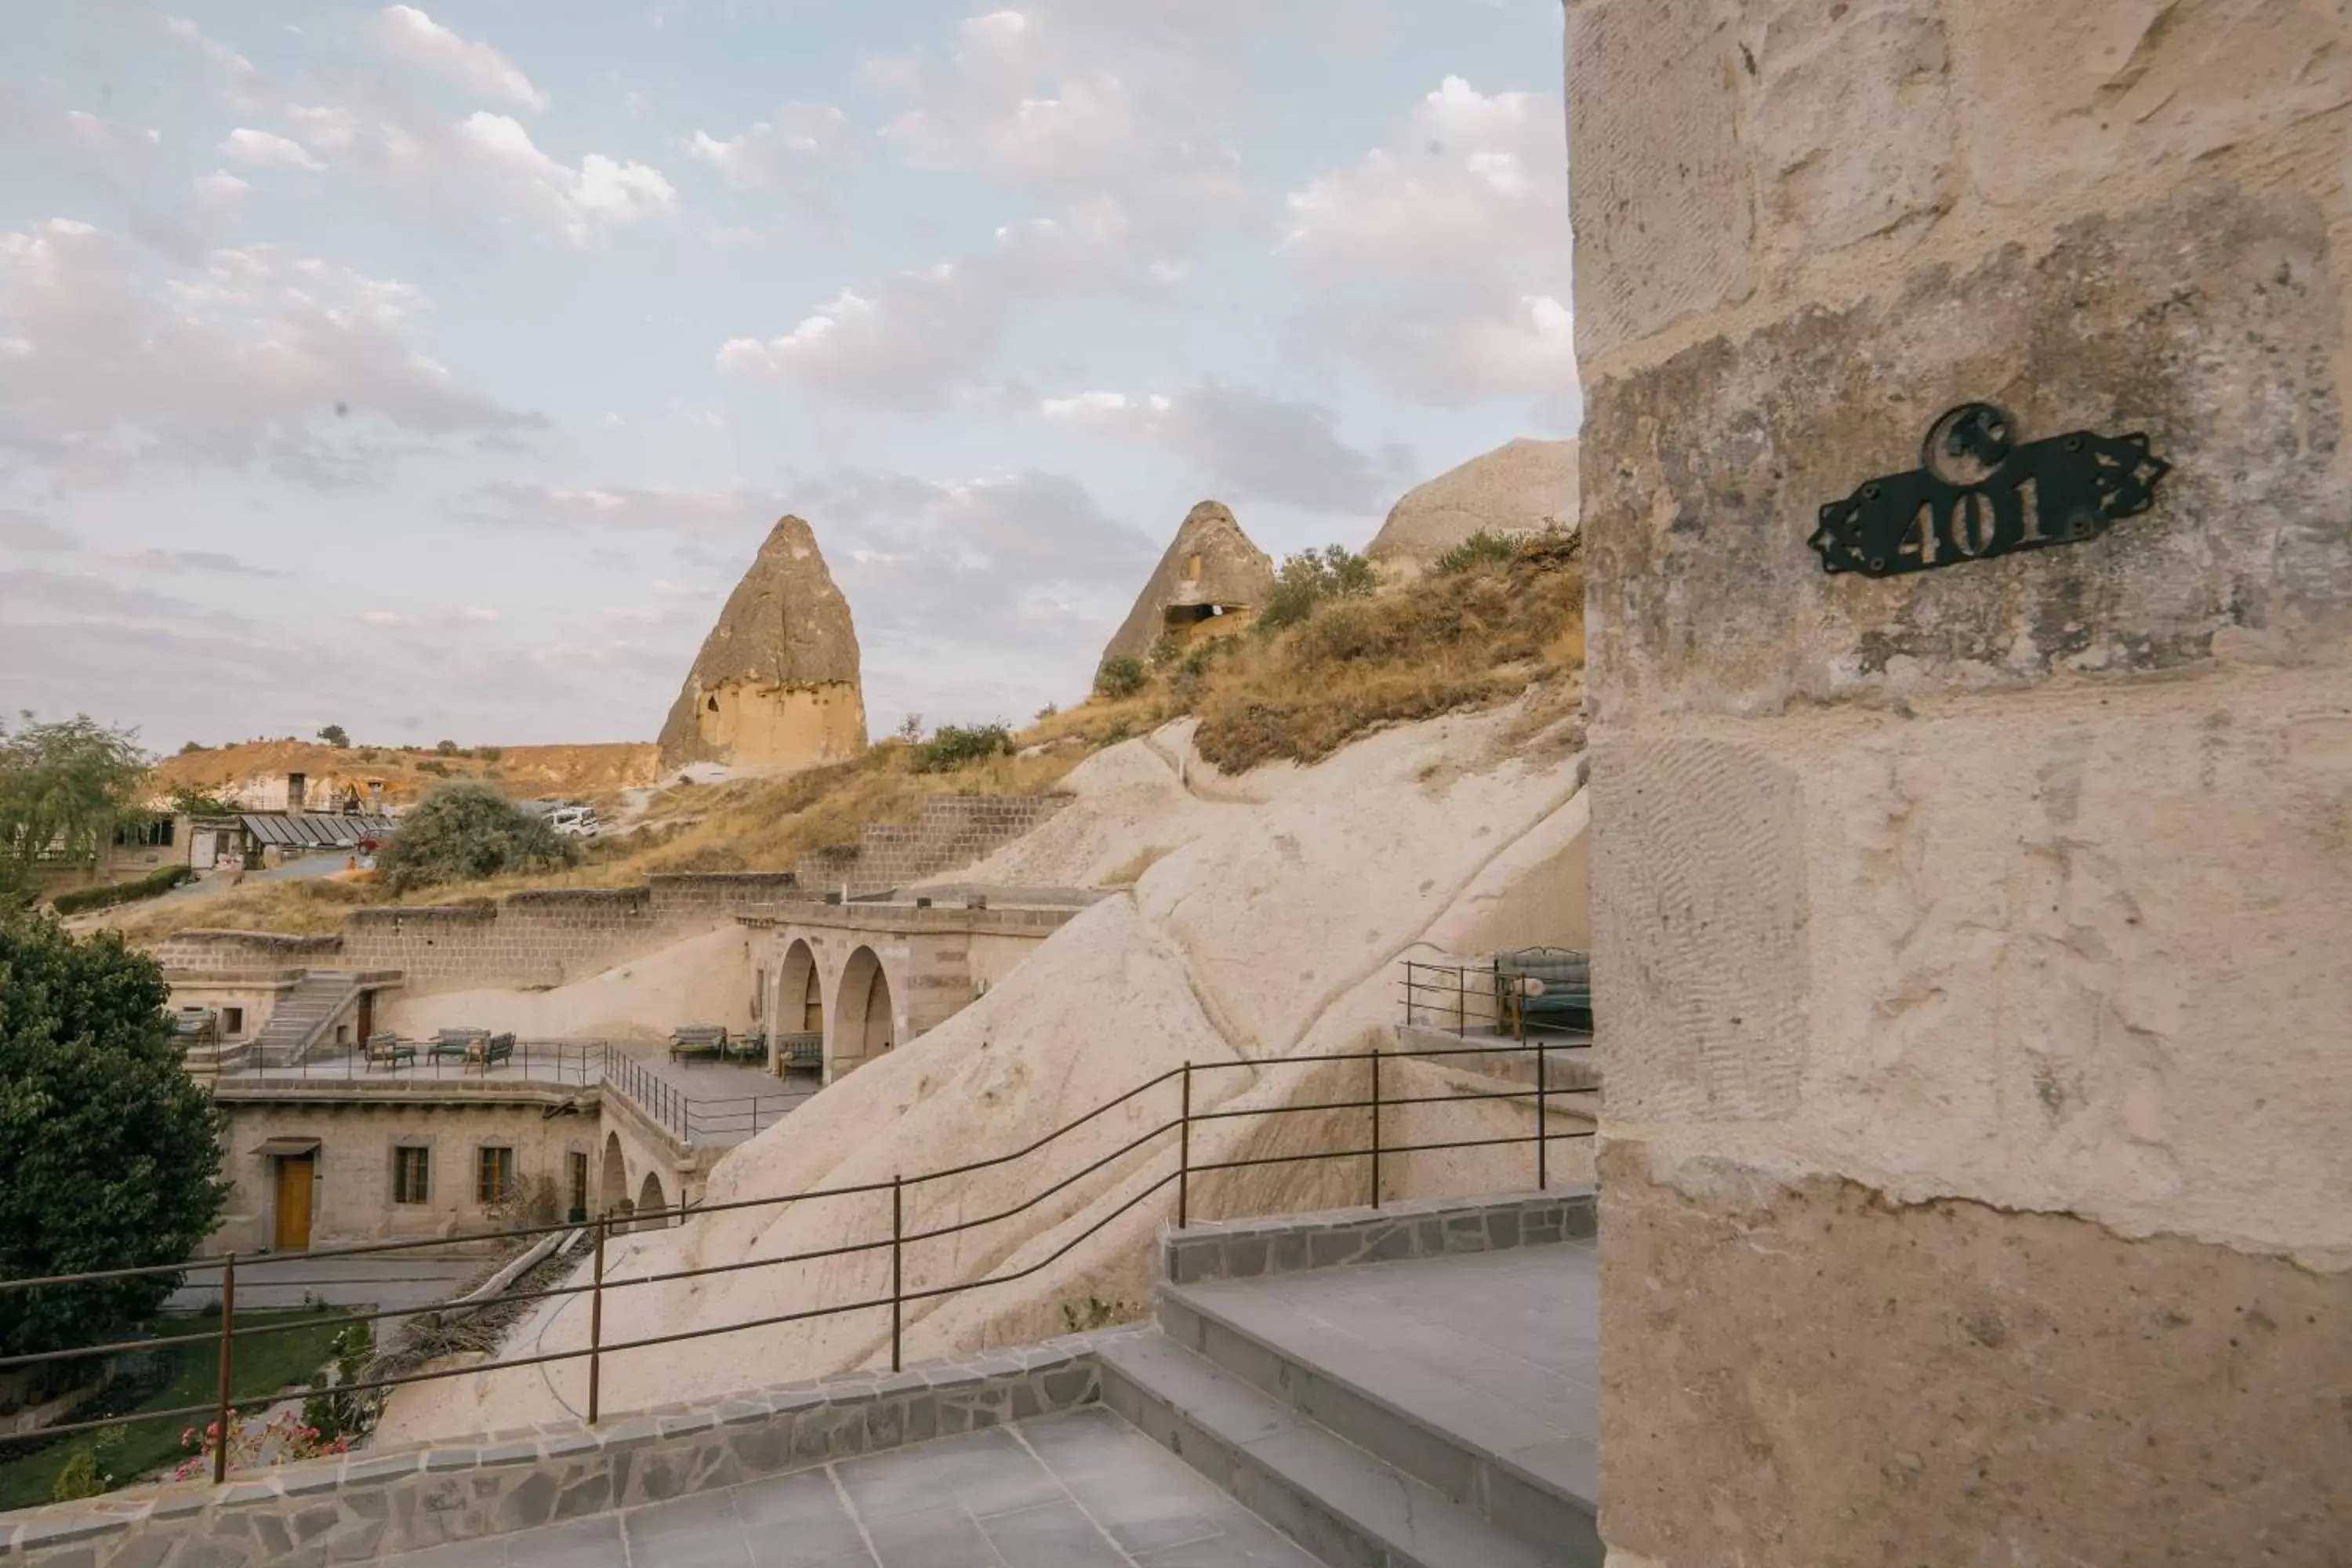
[
  {"x1": 316, "y1": 724, "x2": 350, "y2": 748},
  {"x1": 1255, "y1": 546, "x2": 1377, "y2": 630},
  {"x1": 1094, "y1": 655, "x2": 1148, "y2": 700},
  {"x1": 374, "y1": 782, "x2": 579, "y2": 893},
  {"x1": 0, "y1": 914, "x2": 229, "y2": 1361},
  {"x1": 164, "y1": 784, "x2": 238, "y2": 818},
  {"x1": 913, "y1": 724, "x2": 1012, "y2": 773},
  {"x1": 0, "y1": 714, "x2": 149, "y2": 909}
]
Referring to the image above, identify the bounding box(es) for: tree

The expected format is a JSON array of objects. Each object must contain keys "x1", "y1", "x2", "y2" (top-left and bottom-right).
[
  {"x1": 316, "y1": 724, "x2": 350, "y2": 748},
  {"x1": 0, "y1": 914, "x2": 229, "y2": 1363},
  {"x1": 165, "y1": 785, "x2": 238, "y2": 818},
  {"x1": 374, "y1": 782, "x2": 580, "y2": 893},
  {"x1": 1255, "y1": 545, "x2": 1377, "y2": 631},
  {"x1": 0, "y1": 714, "x2": 149, "y2": 909}
]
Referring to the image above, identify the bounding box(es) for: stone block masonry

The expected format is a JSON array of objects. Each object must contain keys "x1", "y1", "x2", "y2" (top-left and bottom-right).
[
  {"x1": 155, "y1": 873, "x2": 804, "y2": 993},
  {"x1": 793, "y1": 796, "x2": 1068, "y2": 897}
]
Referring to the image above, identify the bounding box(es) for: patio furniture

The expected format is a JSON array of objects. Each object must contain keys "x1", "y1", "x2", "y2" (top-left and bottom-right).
[
  {"x1": 773, "y1": 1030, "x2": 824, "y2": 1073},
  {"x1": 429, "y1": 1028, "x2": 488, "y2": 1063},
  {"x1": 724, "y1": 1028, "x2": 770, "y2": 1067},
  {"x1": 670, "y1": 1024, "x2": 728, "y2": 1064},
  {"x1": 171, "y1": 1007, "x2": 220, "y2": 1049},
  {"x1": 365, "y1": 1032, "x2": 416, "y2": 1068},
  {"x1": 478, "y1": 1032, "x2": 515, "y2": 1069},
  {"x1": 1494, "y1": 948, "x2": 1593, "y2": 1035}
]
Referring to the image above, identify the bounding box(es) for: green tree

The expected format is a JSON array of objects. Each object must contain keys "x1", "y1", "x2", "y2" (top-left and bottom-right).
[
  {"x1": 374, "y1": 782, "x2": 579, "y2": 893},
  {"x1": 164, "y1": 784, "x2": 238, "y2": 818},
  {"x1": 1094, "y1": 655, "x2": 1148, "y2": 700},
  {"x1": 0, "y1": 914, "x2": 229, "y2": 1362},
  {"x1": 0, "y1": 714, "x2": 150, "y2": 908},
  {"x1": 316, "y1": 724, "x2": 350, "y2": 748},
  {"x1": 1256, "y1": 546, "x2": 1377, "y2": 630}
]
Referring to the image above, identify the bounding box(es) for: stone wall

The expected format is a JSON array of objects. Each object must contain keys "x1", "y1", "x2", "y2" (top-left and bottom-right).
[
  {"x1": 793, "y1": 797, "x2": 1069, "y2": 896},
  {"x1": 1568, "y1": 2, "x2": 2352, "y2": 1563},
  {"x1": 157, "y1": 873, "x2": 803, "y2": 993}
]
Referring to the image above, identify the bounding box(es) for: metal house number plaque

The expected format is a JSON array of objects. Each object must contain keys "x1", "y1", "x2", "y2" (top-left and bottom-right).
[{"x1": 1808, "y1": 403, "x2": 2170, "y2": 578}]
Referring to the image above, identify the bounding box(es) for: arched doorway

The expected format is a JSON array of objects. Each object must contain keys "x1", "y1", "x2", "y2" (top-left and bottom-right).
[
  {"x1": 832, "y1": 946, "x2": 895, "y2": 1080},
  {"x1": 598, "y1": 1132, "x2": 626, "y2": 1218},
  {"x1": 635, "y1": 1171, "x2": 669, "y2": 1232},
  {"x1": 776, "y1": 938, "x2": 822, "y2": 1069}
]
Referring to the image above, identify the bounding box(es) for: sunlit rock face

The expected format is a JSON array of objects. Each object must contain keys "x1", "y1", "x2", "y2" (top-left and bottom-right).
[{"x1": 657, "y1": 515, "x2": 866, "y2": 775}]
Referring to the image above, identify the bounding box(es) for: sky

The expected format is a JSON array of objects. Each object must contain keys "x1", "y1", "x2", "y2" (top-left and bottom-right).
[{"x1": 0, "y1": 0, "x2": 1577, "y2": 753}]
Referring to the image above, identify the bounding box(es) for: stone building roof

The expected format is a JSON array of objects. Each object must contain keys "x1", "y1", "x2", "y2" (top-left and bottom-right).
[
  {"x1": 658, "y1": 515, "x2": 863, "y2": 768},
  {"x1": 1367, "y1": 438, "x2": 1580, "y2": 571},
  {"x1": 1098, "y1": 501, "x2": 1276, "y2": 670}
]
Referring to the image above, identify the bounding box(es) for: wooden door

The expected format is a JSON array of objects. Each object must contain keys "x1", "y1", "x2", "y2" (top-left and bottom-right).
[
  {"x1": 356, "y1": 991, "x2": 374, "y2": 1044},
  {"x1": 274, "y1": 1157, "x2": 314, "y2": 1251}
]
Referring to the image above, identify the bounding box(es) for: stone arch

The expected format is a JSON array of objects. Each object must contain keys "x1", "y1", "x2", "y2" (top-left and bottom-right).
[
  {"x1": 598, "y1": 1131, "x2": 627, "y2": 1217},
  {"x1": 829, "y1": 945, "x2": 896, "y2": 1080},
  {"x1": 635, "y1": 1170, "x2": 669, "y2": 1232},
  {"x1": 782, "y1": 939, "x2": 822, "y2": 1033}
]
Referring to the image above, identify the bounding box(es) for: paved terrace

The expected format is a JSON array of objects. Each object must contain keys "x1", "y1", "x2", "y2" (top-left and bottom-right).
[
  {"x1": 209, "y1": 1041, "x2": 815, "y2": 1149},
  {"x1": 382, "y1": 1410, "x2": 1322, "y2": 1568}
]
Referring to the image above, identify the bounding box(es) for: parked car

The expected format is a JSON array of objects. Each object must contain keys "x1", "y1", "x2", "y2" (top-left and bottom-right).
[{"x1": 549, "y1": 805, "x2": 600, "y2": 838}]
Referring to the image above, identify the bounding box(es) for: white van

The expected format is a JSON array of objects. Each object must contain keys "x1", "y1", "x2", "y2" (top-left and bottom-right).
[{"x1": 549, "y1": 805, "x2": 600, "y2": 839}]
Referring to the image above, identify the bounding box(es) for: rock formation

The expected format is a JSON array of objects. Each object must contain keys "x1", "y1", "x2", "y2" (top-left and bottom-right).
[
  {"x1": 1367, "y1": 437, "x2": 1579, "y2": 574},
  {"x1": 1098, "y1": 501, "x2": 1276, "y2": 674},
  {"x1": 658, "y1": 516, "x2": 866, "y2": 775}
]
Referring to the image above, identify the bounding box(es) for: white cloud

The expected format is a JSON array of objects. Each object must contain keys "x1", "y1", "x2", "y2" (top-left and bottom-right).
[
  {"x1": 0, "y1": 510, "x2": 74, "y2": 552},
  {"x1": 1041, "y1": 383, "x2": 1409, "y2": 513},
  {"x1": 690, "y1": 102, "x2": 851, "y2": 194},
  {"x1": 0, "y1": 219, "x2": 541, "y2": 480},
  {"x1": 162, "y1": 16, "x2": 274, "y2": 114},
  {"x1": 191, "y1": 171, "x2": 252, "y2": 220},
  {"x1": 220, "y1": 127, "x2": 323, "y2": 172},
  {"x1": 276, "y1": 100, "x2": 676, "y2": 247},
  {"x1": 1279, "y1": 76, "x2": 1577, "y2": 408},
  {"x1": 374, "y1": 5, "x2": 548, "y2": 111},
  {"x1": 716, "y1": 216, "x2": 1145, "y2": 408},
  {"x1": 871, "y1": 5, "x2": 1257, "y2": 241}
]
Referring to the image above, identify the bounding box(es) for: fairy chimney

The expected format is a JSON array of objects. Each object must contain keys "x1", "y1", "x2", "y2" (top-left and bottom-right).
[
  {"x1": 1368, "y1": 437, "x2": 1580, "y2": 575},
  {"x1": 1098, "y1": 500, "x2": 1276, "y2": 673},
  {"x1": 657, "y1": 516, "x2": 867, "y2": 774}
]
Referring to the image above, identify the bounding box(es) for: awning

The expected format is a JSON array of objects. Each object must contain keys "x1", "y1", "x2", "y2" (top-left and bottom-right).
[{"x1": 252, "y1": 1137, "x2": 321, "y2": 1158}]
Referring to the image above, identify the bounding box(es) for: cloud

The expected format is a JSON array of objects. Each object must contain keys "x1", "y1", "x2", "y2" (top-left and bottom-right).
[
  {"x1": 374, "y1": 5, "x2": 548, "y2": 111},
  {"x1": 220, "y1": 127, "x2": 323, "y2": 172},
  {"x1": 716, "y1": 215, "x2": 1145, "y2": 409},
  {"x1": 454, "y1": 114, "x2": 675, "y2": 244},
  {"x1": 162, "y1": 16, "x2": 275, "y2": 115},
  {"x1": 103, "y1": 546, "x2": 287, "y2": 578},
  {"x1": 1279, "y1": 76, "x2": 1577, "y2": 408},
  {"x1": 873, "y1": 7, "x2": 1256, "y2": 241},
  {"x1": 0, "y1": 85, "x2": 238, "y2": 261},
  {"x1": 0, "y1": 510, "x2": 74, "y2": 552},
  {"x1": 1041, "y1": 383, "x2": 1409, "y2": 513},
  {"x1": 690, "y1": 102, "x2": 852, "y2": 194},
  {"x1": 191, "y1": 171, "x2": 252, "y2": 221},
  {"x1": 0, "y1": 218, "x2": 542, "y2": 480},
  {"x1": 470, "y1": 482, "x2": 784, "y2": 534}
]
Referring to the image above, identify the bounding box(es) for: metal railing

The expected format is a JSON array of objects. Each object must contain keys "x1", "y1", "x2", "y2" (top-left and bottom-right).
[
  {"x1": 0, "y1": 1039, "x2": 1595, "y2": 1486},
  {"x1": 1399, "y1": 958, "x2": 1592, "y2": 1043}
]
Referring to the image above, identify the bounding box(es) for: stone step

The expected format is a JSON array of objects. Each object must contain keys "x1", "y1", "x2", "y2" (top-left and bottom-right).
[
  {"x1": 1158, "y1": 1280, "x2": 1601, "y2": 1564},
  {"x1": 1099, "y1": 1330, "x2": 1574, "y2": 1568}
]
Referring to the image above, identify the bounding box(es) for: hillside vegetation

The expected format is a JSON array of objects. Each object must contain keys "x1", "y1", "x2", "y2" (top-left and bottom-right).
[{"x1": 118, "y1": 539, "x2": 1582, "y2": 941}]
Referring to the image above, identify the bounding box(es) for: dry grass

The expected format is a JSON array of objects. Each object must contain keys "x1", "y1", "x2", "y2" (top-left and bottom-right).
[{"x1": 1185, "y1": 551, "x2": 1584, "y2": 772}]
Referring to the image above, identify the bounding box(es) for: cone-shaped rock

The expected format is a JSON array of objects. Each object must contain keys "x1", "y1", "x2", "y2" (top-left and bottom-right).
[
  {"x1": 658, "y1": 516, "x2": 867, "y2": 774},
  {"x1": 1098, "y1": 501, "x2": 1276, "y2": 674},
  {"x1": 1368, "y1": 437, "x2": 1579, "y2": 573}
]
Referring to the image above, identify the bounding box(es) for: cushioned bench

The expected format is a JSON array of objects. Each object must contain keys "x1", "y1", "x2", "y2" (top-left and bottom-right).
[
  {"x1": 365, "y1": 1031, "x2": 416, "y2": 1067},
  {"x1": 772, "y1": 1030, "x2": 823, "y2": 1071},
  {"x1": 1494, "y1": 948, "x2": 1594, "y2": 1034},
  {"x1": 670, "y1": 1024, "x2": 728, "y2": 1064},
  {"x1": 429, "y1": 1028, "x2": 486, "y2": 1062}
]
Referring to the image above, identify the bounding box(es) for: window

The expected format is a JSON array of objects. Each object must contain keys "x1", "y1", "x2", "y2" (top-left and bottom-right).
[
  {"x1": 477, "y1": 1146, "x2": 515, "y2": 1205},
  {"x1": 286, "y1": 773, "x2": 306, "y2": 810},
  {"x1": 394, "y1": 1146, "x2": 430, "y2": 1205},
  {"x1": 222, "y1": 1007, "x2": 245, "y2": 1036},
  {"x1": 568, "y1": 1152, "x2": 590, "y2": 1221},
  {"x1": 112, "y1": 818, "x2": 174, "y2": 848}
]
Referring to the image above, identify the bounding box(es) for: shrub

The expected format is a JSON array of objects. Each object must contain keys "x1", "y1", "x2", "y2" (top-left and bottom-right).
[
  {"x1": 434, "y1": 739, "x2": 459, "y2": 756},
  {"x1": 1147, "y1": 631, "x2": 1185, "y2": 668},
  {"x1": 1034, "y1": 702, "x2": 1058, "y2": 722},
  {"x1": 176, "y1": 741, "x2": 208, "y2": 755},
  {"x1": 50, "y1": 1447, "x2": 106, "y2": 1503},
  {"x1": 374, "y1": 782, "x2": 579, "y2": 893},
  {"x1": 416, "y1": 760, "x2": 449, "y2": 777},
  {"x1": 51, "y1": 864, "x2": 194, "y2": 916},
  {"x1": 1255, "y1": 545, "x2": 1377, "y2": 631},
  {"x1": 316, "y1": 724, "x2": 350, "y2": 748},
  {"x1": 914, "y1": 724, "x2": 1013, "y2": 774},
  {"x1": 1094, "y1": 656, "x2": 1148, "y2": 700},
  {"x1": 301, "y1": 1321, "x2": 376, "y2": 1446},
  {"x1": 475, "y1": 746, "x2": 502, "y2": 763},
  {"x1": 1432, "y1": 530, "x2": 1523, "y2": 575}
]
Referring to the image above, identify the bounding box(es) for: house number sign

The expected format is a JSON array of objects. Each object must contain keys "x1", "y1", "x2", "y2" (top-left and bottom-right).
[{"x1": 1808, "y1": 403, "x2": 2170, "y2": 578}]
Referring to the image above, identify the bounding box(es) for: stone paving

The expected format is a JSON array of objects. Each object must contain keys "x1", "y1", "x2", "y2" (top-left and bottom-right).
[
  {"x1": 1172, "y1": 1234, "x2": 1600, "y2": 1508},
  {"x1": 379, "y1": 1408, "x2": 1324, "y2": 1567}
]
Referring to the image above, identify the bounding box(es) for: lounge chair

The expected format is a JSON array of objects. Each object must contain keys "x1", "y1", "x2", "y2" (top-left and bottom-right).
[
  {"x1": 1493, "y1": 948, "x2": 1594, "y2": 1034},
  {"x1": 365, "y1": 1032, "x2": 416, "y2": 1068}
]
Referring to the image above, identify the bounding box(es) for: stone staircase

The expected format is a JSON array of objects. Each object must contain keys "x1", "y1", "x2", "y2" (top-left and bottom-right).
[
  {"x1": 1100, "y1": 1192, "x2": 1602, "y2": 1568},
  {"x1": 249, "y1": 970, "x2": 361, "y2": 1066}
]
